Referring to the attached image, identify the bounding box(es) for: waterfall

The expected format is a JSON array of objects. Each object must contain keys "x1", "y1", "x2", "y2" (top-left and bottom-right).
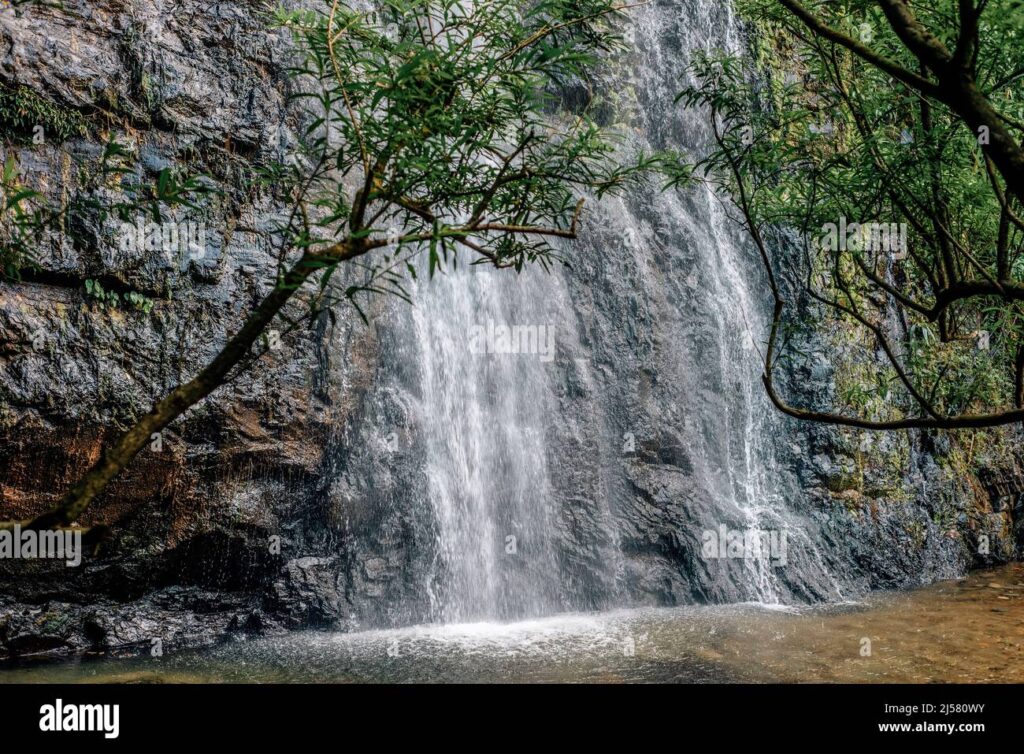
[
  {"x1": 589, "y1": 0, "x2": 841, "y2": 603},
  {"x1": 411, "y1": 268, "x2": 566, "y2": 622},
  {"x1": 379, "y1": 0, "x2": 842, "y2": 625}
]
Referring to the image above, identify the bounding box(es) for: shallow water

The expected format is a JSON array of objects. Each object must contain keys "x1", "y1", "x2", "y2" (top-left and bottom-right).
[{"x1": 4, "y1": 563, "x2": 1023, "y2": 683}]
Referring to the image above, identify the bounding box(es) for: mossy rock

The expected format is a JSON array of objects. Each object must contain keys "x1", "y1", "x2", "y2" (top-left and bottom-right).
[{"x1": 825, "y1": 470, "x2": 862, "y2": 493}]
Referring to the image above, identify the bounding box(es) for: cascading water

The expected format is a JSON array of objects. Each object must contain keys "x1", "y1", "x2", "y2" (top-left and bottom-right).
[
  {"x1": 411, "y1": 267, "x2": 567, "y2": 622},
  {"x1": 591, "y1": 0, "x2": 841, "y2": 604},
  {"x1": 384, "y1": 0, "x2": 842, "y2": 624}
]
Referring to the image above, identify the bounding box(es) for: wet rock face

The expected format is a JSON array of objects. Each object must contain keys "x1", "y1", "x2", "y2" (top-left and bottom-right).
[
  {"x1": 0, "y1": 0, "x2": 1020, "y2": 662},
  {"x1": 269, "y1": 557, "x2": 344, "y2": 629},
  {"x1": 0, "y1": 586, "x2": 267, "y2": 659},
  {"x1": 0, "y1": 0, "x2": 440, "y2": 658},
  {"x1": 0, "y1": 0, "x2": 359, "y2": 656}
]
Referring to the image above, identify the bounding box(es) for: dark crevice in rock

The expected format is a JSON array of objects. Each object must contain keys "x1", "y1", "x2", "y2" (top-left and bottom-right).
[{"x1": 9, "y1": 267, "x2": 167, "y2": 300}]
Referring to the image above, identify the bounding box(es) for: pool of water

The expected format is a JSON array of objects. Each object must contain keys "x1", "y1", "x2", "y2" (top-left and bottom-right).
[{"x1": 4, "y1": 563, "x2": 1023, "y2": 683}]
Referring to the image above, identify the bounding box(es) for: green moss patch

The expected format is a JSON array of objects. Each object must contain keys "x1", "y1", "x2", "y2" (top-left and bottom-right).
[{"x1": 0, "y1": 82, "x2": 87, "y2": 142}]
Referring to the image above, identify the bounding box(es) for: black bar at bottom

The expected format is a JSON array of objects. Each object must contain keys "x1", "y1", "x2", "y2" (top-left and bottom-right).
[{"x1": 0, "y1": 683, "x2": 1013, "y2": 745}]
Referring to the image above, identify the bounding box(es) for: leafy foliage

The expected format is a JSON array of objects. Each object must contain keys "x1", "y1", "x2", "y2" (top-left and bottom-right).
[
  {"x1": 0, "y1": 154, "x2": 44, "y2": 278},
  {"x1": 0, "y1": 82, "x2": 86, "y2": 143},
  {"x1": 84, "y1": 279, "x2": 155, "y2": 313},
  {"x1": 263, "y1": 0, "x2": 646, "y2": 320},
  {"x1": 679, "y1": 0, "x2": 1024, "y2": 429}
]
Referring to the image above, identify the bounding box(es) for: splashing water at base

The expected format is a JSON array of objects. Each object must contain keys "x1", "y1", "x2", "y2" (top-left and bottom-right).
[{"x1": 7, "y1": 564, "x2": 1022, "y2": 683}]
